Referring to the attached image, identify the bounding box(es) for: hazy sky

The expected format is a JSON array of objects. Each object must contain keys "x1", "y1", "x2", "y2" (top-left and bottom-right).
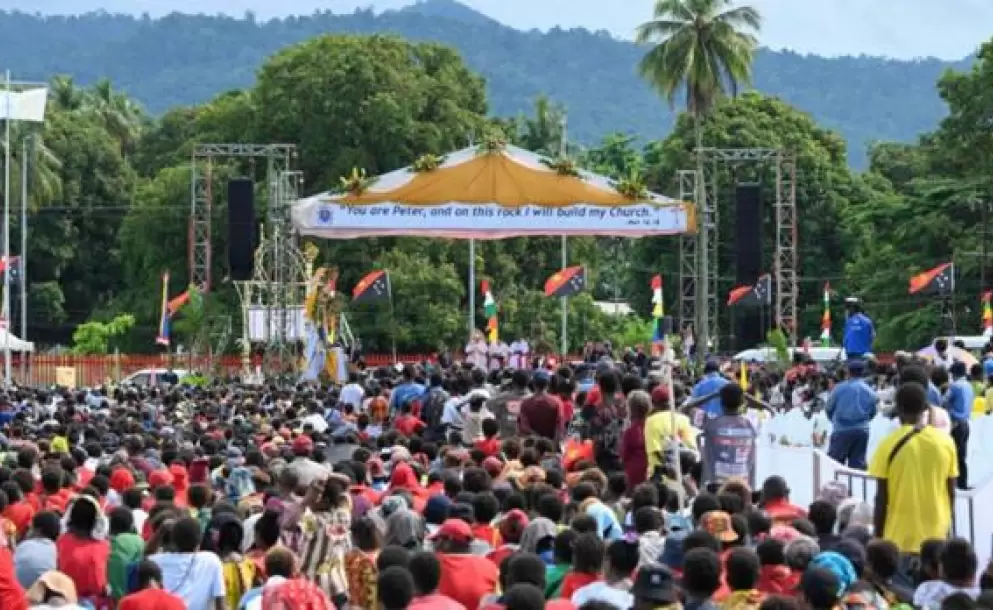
[{"x1": 8, "y1": 0, "x2": 992, "y2": 60}]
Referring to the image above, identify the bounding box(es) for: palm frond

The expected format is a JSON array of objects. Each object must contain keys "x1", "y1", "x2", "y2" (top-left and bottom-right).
[{"x1": 714, "y1": 5, "x2": 762, "y2": 31}]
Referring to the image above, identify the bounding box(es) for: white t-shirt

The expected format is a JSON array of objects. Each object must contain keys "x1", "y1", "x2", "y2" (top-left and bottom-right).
[
  {"x1": 340, "y1": 383, "x2": 366, "y2": 409},
  {"x1": 509, "y1": 340, "x2": 529, "y2": 369},
  {"x1": 571, "y1": 581, "x2": 635, "y2": 609},
  {"x1": 150, "y1": 551, "x2": 225, "y2": 610},
  {"x1": 488, "y1": 342, "x2": 510, "y2": 371},
  {"x1": 301, "y1": 413, "x2": 328, "y2": 434}
]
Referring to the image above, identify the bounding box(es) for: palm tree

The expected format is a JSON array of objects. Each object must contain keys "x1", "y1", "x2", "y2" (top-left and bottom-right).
[
  {"x1": 0, "y1": 125, "x2": 63, "y2": 209},
  {"x1": 636, "y1": 0, "x2": 761, "y2": 135},
  {"x1": 49, "y1": 75, "x2": 84, "y2": 113},
  {"x1": 636, "y1": 0, "x2": 760, "y2": 352},
  {"x1": 519, "y1": 95, "x2": 566, "y2": 156},
  {"x1": 87, "y1": 78, "x2": 143, "y2": 154}
]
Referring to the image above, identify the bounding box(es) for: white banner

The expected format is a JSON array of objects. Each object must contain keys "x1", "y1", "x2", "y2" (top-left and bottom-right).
[
  {"x1": 0, "y1": 88, "x2": 48, "y2": 122},
  {"x1": 247, "y1": 307, "x2": 305, "y2": 341},
  {"x1": 295, "y1": 201, "x2": 691, "y2": 239}
]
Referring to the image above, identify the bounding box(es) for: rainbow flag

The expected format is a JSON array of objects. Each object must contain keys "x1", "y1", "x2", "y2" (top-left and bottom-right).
[
  {"x1": 482, "y1": 280, "x2": 498, "y2": 342},
  {"x1": 820, "y1": 282, "x2": 831, "y2": 347},
  {"x1": 983, "y1": 291, "x2": 992, "y2": 335},
  {"x1": 155, "y1": 272, "x2": 171, "y2": 347},
  {"x1": 651, "y1": 275, "x2": 664, "y2": 348}
]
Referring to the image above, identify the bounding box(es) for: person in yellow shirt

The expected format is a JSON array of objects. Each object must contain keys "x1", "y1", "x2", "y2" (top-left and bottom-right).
[
  {"x1": 868, "y1": 381, "x2": 958, "y2": 555},
  {"x1": 644, "y1": 384, "x2": 698, "y2": 480}
]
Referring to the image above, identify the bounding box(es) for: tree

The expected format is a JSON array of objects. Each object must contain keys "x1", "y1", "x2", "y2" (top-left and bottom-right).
[
  {"x1": 636, "y1": 0, "x2": 761, "y2": 352},
  {"x1": 71, "y1": 314, "x2": 136, "y2": 354}
]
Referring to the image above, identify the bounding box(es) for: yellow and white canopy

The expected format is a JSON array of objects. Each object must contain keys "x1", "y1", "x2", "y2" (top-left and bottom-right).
[{"x1": 292, "y1": 144, "x2": 695, "y2": 240}]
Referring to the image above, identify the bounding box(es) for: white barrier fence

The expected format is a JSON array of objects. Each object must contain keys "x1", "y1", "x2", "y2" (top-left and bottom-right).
[{"x1": 755, "y1": 412, "x2": 993, "y2": 568}]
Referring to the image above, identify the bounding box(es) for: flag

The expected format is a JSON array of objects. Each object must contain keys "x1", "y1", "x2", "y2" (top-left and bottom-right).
[
  {"x1": 651, "y1": 275, "x2": 664, "y2": 346},
  {"x1": 155, "y1": 272, "x2": 170, "y2": 347},
  {"x1": 909, "y1": 262, "x2": 954, "y2": 295},
  {"x1": 739, "y1": 361, "x2": 748, "y2": 390},
  {"x1": 544, "y1": 266, "x2": 586, "y2": 297},
  {"x1": 352, "y1": 270, "x2": 390, "y2": 303},
  {"x1": 167, "y1": 290, "x2": 190, "y2": 315},
  {"x1": 0, "y1": 256, "x2": 21, "y2": 283},
  {"x1": 482, "y1": 280, "x2": 498, "y2": 342},
  {"x1": 727, "y1": 274, "x2": 771, "y2": 307},
  {"x1": 983, "y1": 291, "x2": 992, "y2": 335},
  {"x1": 820, "y1": 282, "x2": 831, "y2": 347}
]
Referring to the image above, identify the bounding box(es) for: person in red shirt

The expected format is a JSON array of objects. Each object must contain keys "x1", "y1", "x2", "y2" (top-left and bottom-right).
[
  {"x1": 619, "y1": 390, "x2": 650, "y2": 492},
  {"x1": 39, "y1": 468, "x2": 71, "y2": 515},
  {"x1": 760, "y1": 476, "x2": 807, "y2": 525},
  {"x1": 470, "y1": 493, "x2": 501, "y2": 549},
  {"x1": 486, "y1": 509, "x2": 528, "y2": 567},
  {"x1": 518, "y1": 371, "x2": 564, "y2": 441},
  {"x1": 559, "y1": 532, "x2": 604, "y2": 599},
  {"x1": 474, "y1": 419, "x2": 502, "y2": 457},
  {"x1": 394, "y1": 401, "x2": 426, "y2": 438},
  {"x1": 755, "y1": 539, "x2": 799, "y2": 595},
  {"x1": 0, "y1": 545, "x2": 27, "y2": 610},
  {"x1": 56, "y1": 496, "x2": 111, "y2": 606},
  {"x1": 1, "y1": 482, "x2": 35, "y2": 539},
  {"x1": 118, "y1": 560, "x2": 185, "y2": 610},
  {"x1": 432, "y1": 519, "x2": 499, "y2": 609},
  {"x1": 408, "y1": 551, "x2": 467, "y2": 610},
  {"x1": 480, "y1": 552, "x2": 576, "y2": 610}
]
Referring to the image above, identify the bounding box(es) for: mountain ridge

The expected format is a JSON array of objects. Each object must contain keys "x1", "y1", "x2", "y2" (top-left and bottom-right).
[{"x1": 0, "y1": 2, "x2": 971, "y2": 166}]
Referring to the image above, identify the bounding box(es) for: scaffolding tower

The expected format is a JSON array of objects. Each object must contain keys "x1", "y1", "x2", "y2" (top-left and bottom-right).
[
  {"x1": 190, "y1": 143, "x2": 300, "y2": 365},
  {"x1": 679, "y1": 148, "x2": 798, "y2": 351}
]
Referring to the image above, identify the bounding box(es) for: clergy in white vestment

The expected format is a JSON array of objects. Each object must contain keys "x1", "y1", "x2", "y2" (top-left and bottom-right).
[
  {"x1": 465, "y1": 330, "x2": 489, "y2": 370},
  {"x1": 489, "y1": 339, "x2": 510, "y2": 371},
  {"x1": 509, "y1": 339, "x2": 530, "y2": 369}
]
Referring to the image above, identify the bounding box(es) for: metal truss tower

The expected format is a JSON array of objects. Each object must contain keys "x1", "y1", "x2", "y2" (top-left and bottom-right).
[
  {"x1": 679, "y1": 148, "x2": 799, "y2": 351},
  {"x1": 677, "y1": 170, "x2": 699, "y2": 334},
  {"x1": 190, "y1": 143, "x2": 299, "y2": 363}
]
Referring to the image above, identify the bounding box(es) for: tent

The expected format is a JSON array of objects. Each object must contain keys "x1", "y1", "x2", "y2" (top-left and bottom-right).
[
  {"x1": 0, "y1": 329, "x2": 34, "y2": 352},
  {"x1": 292, "y1": 144, "x2": 694, "y2": 239}
]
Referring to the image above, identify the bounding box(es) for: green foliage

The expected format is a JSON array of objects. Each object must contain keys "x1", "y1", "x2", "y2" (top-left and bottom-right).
[
  {"x1": 765, "y1": 328, "x2": 790, "y2": 365},
  {"x1": 636, "y1": 0, "x2": 761, "y2": 116},
  {"x1": 71, "y1": 314, "x2": 136, "y2": 354},
  {"x1": 0, "y1": 7, "x2": 969, "y2": 167}
]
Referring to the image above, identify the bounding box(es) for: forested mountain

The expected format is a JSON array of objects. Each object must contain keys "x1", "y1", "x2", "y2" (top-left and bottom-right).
[{"x1": 0, "y1": 1, "x2": 969, "y2": 166}]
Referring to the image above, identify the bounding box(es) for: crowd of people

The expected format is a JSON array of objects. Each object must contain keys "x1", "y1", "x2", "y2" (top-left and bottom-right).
[{"x1": 0, "y1": 340, "x2": 988, "y2": 610}]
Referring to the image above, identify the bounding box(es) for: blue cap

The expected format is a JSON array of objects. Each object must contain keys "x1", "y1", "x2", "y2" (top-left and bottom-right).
[
  {"x1": 847, "y1": 359, "x2": 866, "y2": 374},
  {"x1": 423, "y1": 494, "x2": 453, "y2": 526}
]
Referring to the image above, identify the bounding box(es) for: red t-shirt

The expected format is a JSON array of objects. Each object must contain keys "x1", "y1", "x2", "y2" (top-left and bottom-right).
[
  {"x1": 764, "y1": 499, "x2": 808, "y2": 525},
  {"x1": 56, "y1": 533, "x2": 110, "y2": 599},
  {"x1": 0, "y1": 547, "x2": 27, "y2": 610},
  {"x1": 437, "y1": 553, "x2": 498, "y2": 610},
  {"x1": 394, "y1": 414, "x2": 425, "y2": 438},
  {"x1": 119, "y1": 588, "x2": 186, "y2": 610},
  {"x1": 474, "y1": 437, "x2": 501, "y2": 457},
  {"x1": 471, "y1": 524, "x2": 500, "y2": 548},
  {"x1": 559, "y1": 572, "x2": 600, "y2": 599},
  {"x1": 2, "y1": 502, "x2": 35, "y2": 538}
]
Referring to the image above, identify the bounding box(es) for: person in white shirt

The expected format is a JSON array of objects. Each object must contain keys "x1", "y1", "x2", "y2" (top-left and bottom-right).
[
  {"x1": 509, "y1": 339, "x2": 530, "y2": 369},
  {"x1": 488, "y1": 339, "x2": 510, "y2": 372},
  {"x1": 149, "y1": 517, "x2": 225, "y2": 610},
  {"x1": 339, "y1": 373, "x2": 366, "y2": 410},
  {"x1": 465, "y1": 330, "x2": 488, "y2": 371},
  {"x1": 301, "y1": 404, "x2": 328, "y2": 434}
]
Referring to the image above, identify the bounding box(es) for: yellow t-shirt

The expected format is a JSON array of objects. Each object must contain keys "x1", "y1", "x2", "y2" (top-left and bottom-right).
[
  {"x1": 644, "y1": 410, "x2": 698, "y2": 477},
  {"x1": 867, "y1": 424, "x2": 958, "y2": 553}
]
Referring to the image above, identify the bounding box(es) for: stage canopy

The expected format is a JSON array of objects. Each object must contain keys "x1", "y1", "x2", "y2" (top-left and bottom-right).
[
  {"x1": 291, "y1": 144, "x2": 695, "y2": 240},
  {"x1": 0, "y1": 329, "x2": 34, "y2": 352}
]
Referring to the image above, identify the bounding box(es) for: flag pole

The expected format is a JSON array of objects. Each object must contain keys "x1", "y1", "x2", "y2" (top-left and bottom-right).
[
  {"x1": 468, "y1": 239, "x2": 476, "y2": 339},
  {"x1": 559, "y1": 115, "x2": 569, "y2": 359},
  {"x1": 387, "y1": 271, "x2": 397, "y2": 364},
  {"x1": 19, "y1": 132, "x2": 28, "y2": 382},
  {"x1": 560, "y1": 236, "x2": 568, "y2": 357},
  {"x1": 3, "y1": 69, "x2": 11, "y2": 385}
]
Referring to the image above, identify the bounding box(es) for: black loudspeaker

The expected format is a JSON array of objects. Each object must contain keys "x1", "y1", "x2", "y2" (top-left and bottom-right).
[
  {"x1": 228, "y1": 178, "x2": 256, "y2": 281},
  {"x1": 734, "y1": 184, "x2": 764, "y2": 351}
]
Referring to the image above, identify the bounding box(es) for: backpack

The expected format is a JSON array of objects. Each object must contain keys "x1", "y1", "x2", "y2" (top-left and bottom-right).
[{"x1": 421, "y1": 387, "x2": 449, "y2": 431}]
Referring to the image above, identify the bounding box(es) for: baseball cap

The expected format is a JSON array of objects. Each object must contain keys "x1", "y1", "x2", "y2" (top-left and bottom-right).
[
  {"x1": 700, "y1": 510, "x2": 738, "y2": 543},
  {"x1": 631, "y1": 564, "x2": 679, "y2": 604},
  {"x1": 650, "y1": 385, "x2": 672, "y2": 404},
  {"x1": 428, "y1": 518, "x2": 473, "y2": 543},
  {"x1": 147, "y1": 469, "x2": 174, "y2": 489},
  {"x1": 498, "y1": 509, "x2": 530, "y2": 540},
  {"x1": 292, "y1": 434, "x2": 314, "y2": 455},
  {"x1": 482, "y1": 456, "x2": 504, "y2": 478}
]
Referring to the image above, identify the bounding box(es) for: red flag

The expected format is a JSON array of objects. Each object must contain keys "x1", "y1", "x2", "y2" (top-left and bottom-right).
[
  {"x1": 544, "y1": 266, "x2": 586, "y2": 297},
  {"x1": 909, "y1": 263, "x2": 954, "y2": 295},
  {"x1": 650, "y1": 274, "x2": 662, "y2": 290}
]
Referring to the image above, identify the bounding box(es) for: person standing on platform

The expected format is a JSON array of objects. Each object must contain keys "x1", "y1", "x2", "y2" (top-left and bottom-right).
[
  {"x1": 843, "y1": 298, "x2": 875, "y2": 360},
  {"x1": 826, "y1": 360, "x2": 878, "y2": 469},
  {"x1": 944, "y1": 361, "x2": 974, "y2": 489},
  {"x1": 692, "y1": 360, "x2": 729, "y2": 419}
]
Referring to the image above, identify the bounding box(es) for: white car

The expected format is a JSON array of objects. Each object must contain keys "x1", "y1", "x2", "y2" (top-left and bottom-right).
[{"x1": 121, "y1": 368, "x2": 191, "y2": 386}]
